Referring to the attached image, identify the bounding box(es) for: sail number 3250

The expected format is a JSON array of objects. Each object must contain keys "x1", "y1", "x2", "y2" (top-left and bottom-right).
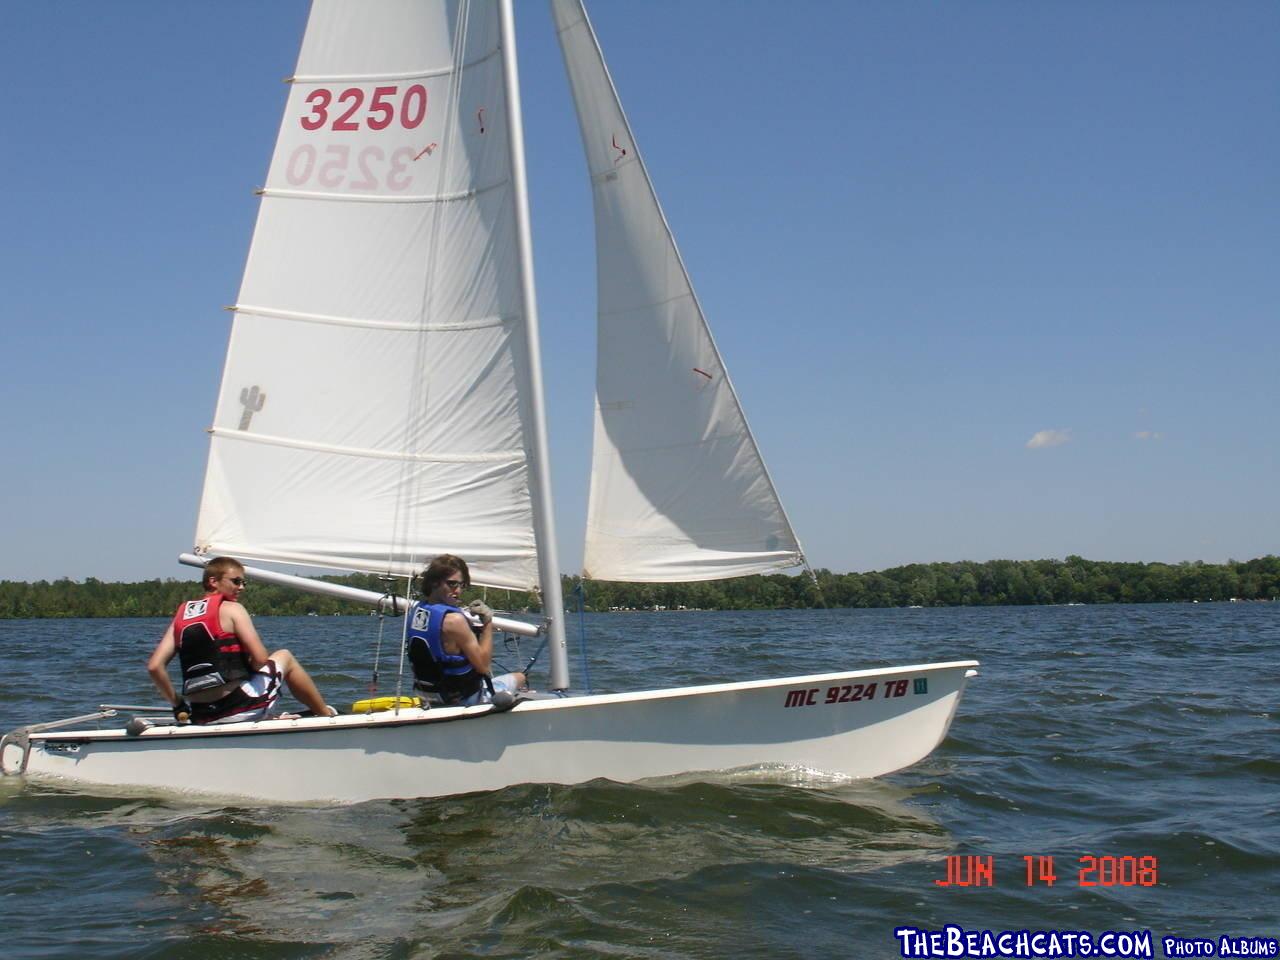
[
  {"x1": 299, "y1": 85, "x2": 428, "y2": 132},
  {"x1": 783, "y1": 679, "x2": 918, "y2": 708}
]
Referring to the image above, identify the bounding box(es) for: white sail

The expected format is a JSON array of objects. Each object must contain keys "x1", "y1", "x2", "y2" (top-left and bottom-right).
[
  {"x1": 194, "y1": 0, "x2": 543, "y2": 590},
  {"x1": 552, "y1": 0, "x2": 805, "y2": 583}
]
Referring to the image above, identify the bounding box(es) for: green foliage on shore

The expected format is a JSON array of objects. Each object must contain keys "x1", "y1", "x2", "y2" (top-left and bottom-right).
[
  {"x1": 0, "y1": 573, "x2": 404, "y2": 620},
  {"x1": 575, "y1": 555, "x2": 1280, "y2": 611},
  {"x1": 2, "y1": 556, "x2": 1277, "y2": 619}
]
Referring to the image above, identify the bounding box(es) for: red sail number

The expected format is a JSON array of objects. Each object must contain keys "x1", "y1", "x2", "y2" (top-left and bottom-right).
[{"x1": 299, "y1": 84, "x2": 429, "y2": 132}]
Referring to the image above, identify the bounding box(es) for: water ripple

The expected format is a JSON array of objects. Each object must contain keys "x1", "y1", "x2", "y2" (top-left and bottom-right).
[{"x1": 1, "y1": 604, "x2": 1278, "y2": 956}]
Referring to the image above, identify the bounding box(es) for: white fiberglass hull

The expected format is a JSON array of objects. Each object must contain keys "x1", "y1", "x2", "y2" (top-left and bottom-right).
[{"x1": 3, "y1": 661, "x2": 977, "y2": 804}]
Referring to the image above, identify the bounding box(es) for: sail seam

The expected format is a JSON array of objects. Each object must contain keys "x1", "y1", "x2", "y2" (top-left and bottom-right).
[
  {"x1": 580, "y1": 533, "x2": 798, "y2": 556},
  {"x1": 597, "y1": 290, "x2": 695, "y2": 319},
  {"x1": 581, "y1": 426, "x2": 749, "y2": 455},
  {"x1": 590, "y1": 157, "x2": 638, "y2": 182},
  {"x1": 289, "y1": 47, "x2": 501, "y2": 85},
  {"x1": 261, "y1": 180, "x2": 506, "y2": 204},
  {"x1": 582, "y1": 558, "x2": 801, "y2": 584},
  {"x1": 552, "y1": 12, "x2": 587, "y2": 37},
  {"x1": 232, "y1": 304, "x2": 516, "y2": 332},
  {"x1": 209, "y1": 428, "x2": 525, "y2": 464}
]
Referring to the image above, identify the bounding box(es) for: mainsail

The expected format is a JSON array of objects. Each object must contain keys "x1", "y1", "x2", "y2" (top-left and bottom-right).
[
  {"x1": 195, "y1": 0, "x2": 544, "y2": 590},
  {"x1": 552, "y1": 0, "x2": 805, "y2": 583}
]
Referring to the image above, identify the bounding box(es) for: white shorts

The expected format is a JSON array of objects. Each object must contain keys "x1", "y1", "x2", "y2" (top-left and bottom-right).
[
  {"x1": 198, "y1": 657, "x2": 284, "y2": 724},
  {"x1": 456, "y1": 673, "x2": 521, "y2": 707}
]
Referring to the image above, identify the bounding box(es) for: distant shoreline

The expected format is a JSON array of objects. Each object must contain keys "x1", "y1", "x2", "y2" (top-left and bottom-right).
[{"x1": 2, "y1": 556, "x2": 1276, "y2": 619}]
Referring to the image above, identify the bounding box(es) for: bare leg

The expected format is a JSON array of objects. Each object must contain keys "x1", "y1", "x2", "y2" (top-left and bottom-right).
[{"x1": 271, "y1": 649, "x2": 332, "y2": 716}]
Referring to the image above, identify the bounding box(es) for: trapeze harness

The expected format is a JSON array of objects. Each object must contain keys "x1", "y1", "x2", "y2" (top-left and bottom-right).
[
  {"x1": 172, "y1": 593, "x2": 274, "y2": 722},
  {"x1": 405, "y1": 602, "x2": 485, "y2": 705}
]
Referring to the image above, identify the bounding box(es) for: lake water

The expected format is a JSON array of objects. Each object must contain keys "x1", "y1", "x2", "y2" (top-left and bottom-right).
[{"x1": 0, "y1": 603, "x2": 1276, "y2": 958}]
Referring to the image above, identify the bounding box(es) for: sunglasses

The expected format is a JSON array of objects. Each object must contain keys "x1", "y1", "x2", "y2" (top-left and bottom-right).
[
  {"x1": 226, "y1": 577, "x2": 247, "y2": 586},
  {"x1": 443, "y1": 579, "x2": 464, "y2": 589}
]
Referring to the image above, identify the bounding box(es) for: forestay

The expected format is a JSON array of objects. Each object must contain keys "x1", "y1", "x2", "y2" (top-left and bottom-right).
[
  {"x1": 552, "y1": 0, "x2": 805, "y2": 582},
  {"x1": 195, "y1": 0, "x2": 543, "y2": 589}
]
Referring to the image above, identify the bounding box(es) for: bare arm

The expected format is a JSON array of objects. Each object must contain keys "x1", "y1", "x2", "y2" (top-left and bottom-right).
[
  {"x1": 443, "y1": 612, "x2": 493, "y2": 675},
  {"x1": 222, "y1": 602, "x2": 270, "y2": 668},
  {"x1": 147, "y1": 624, "x2": 179, "y2": 706}
]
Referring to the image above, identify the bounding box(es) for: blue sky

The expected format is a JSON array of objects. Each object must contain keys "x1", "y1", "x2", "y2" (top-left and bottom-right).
[{"x1": 1, "y1": 1, "x2": 1275, "y2": 583}]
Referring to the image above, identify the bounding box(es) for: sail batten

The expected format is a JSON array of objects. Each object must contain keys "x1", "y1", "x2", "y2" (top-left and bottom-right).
[
  {"x1": 260, "y1": 180, "x2": 507, "y2": 204},
  {"x1": 291, "y1": 48, "x2": 502, "y2": 85},
  {"x1": 208, "y1": 428, "x2": 525, "y2": 464},
  {"x1": 596, "y1": 291, "x2": 694, "y2": 319},
  {"x1": 233, "y1": 304, "x2": 517, "y2": 333},
  {"x1": 552, "y1": 0, "x2": 806, "y2": 583},
  {"x1": 575, "y1": 432, "x2": 752, "y2": 457}
]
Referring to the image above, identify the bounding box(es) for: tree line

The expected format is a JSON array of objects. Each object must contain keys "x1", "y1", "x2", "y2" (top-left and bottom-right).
[
  {"x1": 1, "y1": 556, "x2": 1277, "y2": 619},
  {"x1": 574, "y1": 555, "x2": 1280, "y2": 611}
]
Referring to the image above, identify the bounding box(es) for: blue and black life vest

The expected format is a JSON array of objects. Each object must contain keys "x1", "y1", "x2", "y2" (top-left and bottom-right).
[{"x1": 405, "y1": 602, "x2": 483, "y2": 703}]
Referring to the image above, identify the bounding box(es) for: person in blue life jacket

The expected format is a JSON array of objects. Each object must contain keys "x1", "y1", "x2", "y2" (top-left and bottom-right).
[
  {"x1": 146, "y1": 556, "x2": 337, "y2": 724},
  {"x1": 405, "y1": 554, "x2": 527, "y2": 706}
]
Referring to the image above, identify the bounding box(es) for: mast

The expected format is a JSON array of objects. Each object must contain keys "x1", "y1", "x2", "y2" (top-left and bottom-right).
[{"x1": 498, "y1": 0, "x2": 570, "y2": 690}]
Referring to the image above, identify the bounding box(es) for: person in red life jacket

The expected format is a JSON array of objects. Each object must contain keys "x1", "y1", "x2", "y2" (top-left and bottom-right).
[
  {"x1": 146, "y1": 556, "x2": 337, "y2": 724},
  {"x1": 405, "y1": 554, "x2": 527, "y2": 706}
]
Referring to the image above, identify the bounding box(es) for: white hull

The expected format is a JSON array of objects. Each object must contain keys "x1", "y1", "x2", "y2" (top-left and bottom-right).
[{"x1": 3, "y1": 661, "x2": 976, "y2": 804}]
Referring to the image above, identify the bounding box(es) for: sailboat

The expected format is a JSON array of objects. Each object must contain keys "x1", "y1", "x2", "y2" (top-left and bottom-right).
[{"x1": 1, "y1": 0, "x2": 977, "y2": 804}]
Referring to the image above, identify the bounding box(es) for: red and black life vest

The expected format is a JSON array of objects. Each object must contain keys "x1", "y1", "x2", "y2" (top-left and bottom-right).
[{"x1": 172, "y1": 593, "x2": 251, "y2": 698}]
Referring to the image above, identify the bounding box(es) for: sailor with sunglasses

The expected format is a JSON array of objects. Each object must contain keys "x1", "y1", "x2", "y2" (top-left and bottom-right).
[
  {"x1": 405, "y1": 554, "x2": 527, "y2": 706},
  {"x1": 147, "y1": 556, "x2": 336, "y2": 724}
]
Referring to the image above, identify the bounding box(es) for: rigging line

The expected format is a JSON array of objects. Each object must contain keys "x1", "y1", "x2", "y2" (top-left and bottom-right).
[
  {"x1": 393, "y1": 579, "x2": 411, "y2": 711},
  {"x1": 369, "y1": 576, "x2": 399, "y2": 693},
  {"x1": 371, "y1": 608, "x2": 386, "y2": 693},
  {"x1": 392, "y1": 567, "x2": 418, "y2": 714},
  {"x1": 803, "y1": 562, "x2": 827, "y2": 610},
  {"x1": 520, "y1": 633, "x2": 548, "y2": 678},
  {"x1": 575, "y1": 580, "x2": 592, "y2": 694},
  {"x1": 391, "y1": 1, "x2": 478, "y2": 716},
  {"x1": 384, "y1": 0, "x2": 475, "y2": 581}
]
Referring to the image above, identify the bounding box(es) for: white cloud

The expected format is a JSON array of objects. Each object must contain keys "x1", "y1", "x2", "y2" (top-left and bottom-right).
[
  {"x1": 1026, "y1": 428, "x2": 1071, "y2": 449},
  {"x1": 1134, "y1": 430, "x2": 1162, "y2": 441}
]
